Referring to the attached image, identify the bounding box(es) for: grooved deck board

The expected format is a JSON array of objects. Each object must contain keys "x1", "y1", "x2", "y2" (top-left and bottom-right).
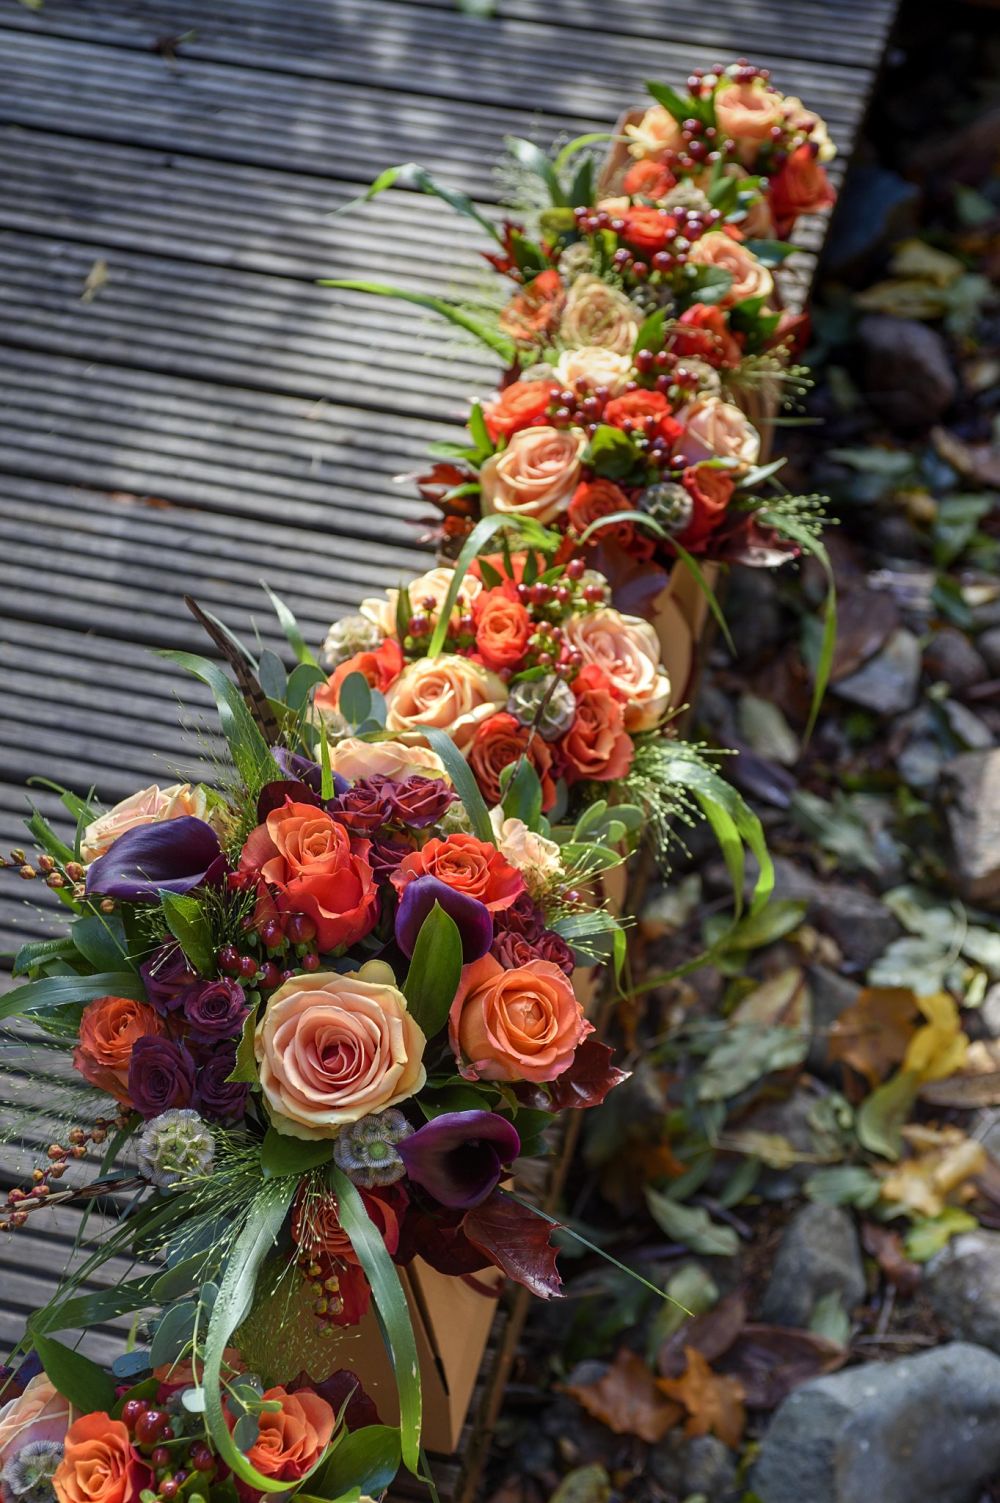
[{"x1": 0, "y1": 0, "x2": 900, "y2": 1494}]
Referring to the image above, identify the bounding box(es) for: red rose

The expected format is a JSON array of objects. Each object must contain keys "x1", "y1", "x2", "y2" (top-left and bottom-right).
[
  {"x1": 473, "y1": 586, "x2": 533, "y2": 670},
  {"x1": 671, "y1": 304, "x2": 743, "y2": 369},
  {"x1": 677, "y1": 463, "x2": 736, "y2": 550},
  {"x1": 466, "y1": 713, "x2": 557, "y2": 811},
  {"x1": 498, "y1": 268, "x2": 565, "y2": 343},
  {"x1": 558, "y1": 665, "x2": 633, "y2": 784},
  {"x1": 623, "y1": 159, "x2": 676, "y2": 199},
  {"x1": 620, "y1": 205, "x2": 677, "y2": 255},
  {"x1": 291, "y1": 1182, "x2": 406, "y2": 1264},
  {"x1": 239, "y1": 800, "x2": 379, "y2": 952},
  {"x1": 603, "y1": 389, "x2": 683, "y2": 448},
  {"x1": 768, "y1": 144, "x2": 835, "y2": 234},
  {"x1": 315, "y1": 638, "x2": 403, "y2": 715},
  {"x1": 391, "y1": 831, "x2": 525, "y2": 912},
  {"x1": 483, "y1": 380, "x2": 557, "y2": 442},
  {"x1": 567, "y1": 478, "x2": 635, "y2": 549}
]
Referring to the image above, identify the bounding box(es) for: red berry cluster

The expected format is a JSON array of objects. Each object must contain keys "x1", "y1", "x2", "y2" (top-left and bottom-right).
[
  {"x1": 509, "y1": 559, "x2": 601, "y2": 676},
  {"x1": 121, "y1": 1397, "x2": 216, "y2": 1499},
  {"x1": 546, "y1": 378, "x2": 616, "y2": 435},
  {"x1": 634, "y1": 348, "x2": 714, "y2": 405},
  {"x1": 216, "y1": 909, "x2": 320, "y2": 989}
]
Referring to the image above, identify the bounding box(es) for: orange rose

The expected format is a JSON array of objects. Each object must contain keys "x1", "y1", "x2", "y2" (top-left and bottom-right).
[
  {"x1": 714, "y1": 79, "x2": 783, "y2": 147},
  {"x1": 602, "y1": 390, "x2": 683, "y2": 448},
  {"x1": 558, "y1": 664, "x2": 634, "y2": 783},
  {"x1": 291, "y1": 1183, "x2": 403, "y2": 1262},
  {"x1": 466, "y1": 713, "x2": 557, "y2": 811},
  {"x1": 449, "y1": 954, "x2": 592, "y2": 1083},
  {"x1": 314, "y1": 637, "x2": 403, "y2": 715},
  {"x1": 384, "y1": 655, "x2": 507, "y2": 750},
  {"x1": 392, "y1": 831, "x2": 524, "y2": 912},
  {"x1": 498, "y1": 268, "x2": 565, "y2": 344},
  {"x1": 671, "y1": 304, "x2": 743, "y2": 368},
  {"x1": 327, "y1": 738, "x2": 447, "y2": 783},
  {"x1": 483, "y1": 380, "x2": 557, "y2": 442},
  {"x1": 624, "y1": 104, "x2": 684, "y2": 161},
  {"x1": 73, "y1": 996, "x2": 165, "y2": 1105},
  {"x1": 53, "y1": 1414, "x2": 146, "y2": 1503},
  {"x1": 473, "y1": 587, "x2": 532, "y2": 670},
  {"x1": 243, "y1": 1387, "x2": 335, "y2": 1483},
  {"x1": 567, "y1": 478, "x2": 636, "y2": 549},
  {"x1": 479, "y1": 426, "x2": 586, "y2": 526},
  {"x1": 678, "y1": 463, "x2": 735, "y2": 549},
  {"x1": 623, "y1": 159, "x2": 676, "y2": 199},
  {"x1": 686, "y1": 231, "x2": 773, "y2": 308},
  {"x1": 239, "y1": 801, "x2": 378, "y2": 953},
  {"x1": 255, "y1": 964, "x2": 426, "y2": 1136},
  {"x1": 620, "y1": 205, "x2": 676, "y2": 256},
  {"x1": 769, "y1": 143, "x2": 836, "y2": 233}
]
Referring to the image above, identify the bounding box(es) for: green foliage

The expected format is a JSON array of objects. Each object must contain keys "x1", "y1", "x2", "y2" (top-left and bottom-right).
[{"x1": 403, "y1": 902, "x2": 464, "y2": 1039}]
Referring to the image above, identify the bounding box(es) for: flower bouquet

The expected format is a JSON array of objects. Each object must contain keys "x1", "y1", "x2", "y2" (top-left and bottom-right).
[
  {"x1": 1, "y1": 566, "x2": 769, "y2": 1490},
  {"x1": 326, "y1": 60, "x2": 838, "y2": 719}
]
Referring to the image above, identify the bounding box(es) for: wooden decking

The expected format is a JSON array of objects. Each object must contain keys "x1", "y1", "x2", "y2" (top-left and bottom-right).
[{"x1": 0, "y1": 0, "x2": 899, "y2": 1494}]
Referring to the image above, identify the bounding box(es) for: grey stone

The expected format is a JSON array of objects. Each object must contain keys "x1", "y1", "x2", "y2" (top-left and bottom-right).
[
  {"x1": 941, "y1": 749, "x2": 1000, "y2": 907},
  {"x1": 682, "y1": 1435, "x2": 738, "y2": 1499},
  {"x1": 834, "y1": 628, "x2": 921, "y2": 715},
  {"x1": 923, "y1": 627, "x2": 988, "y2": 692},
  {"x1": 859, "y1": 314, "x2": 958, "y2": 428},
  {"x1": 980, "y1": 982, "x2": 1000, "y2": 1038},
  {"x1": 761, "y1": 857, "x2": 902, "y2": 971},
  {"x1": 926, "y1": 1231, "x2": 1000, "y2": 1354},
  {"x1": 806, "y1": 965, "x2": 860, "y2": 1073},
  {"x1": 978, "y1": 626, "x2": 1000, "y2": 675},
  {"x1": 760, "y1": 1204, "x2": 865, "y2": 1328},
  {"x1": 823, "y1": 165, "x2": 920, "y2": 278},
  {"x1": 753, "y1": 1342, "x2": 1000, "y2": 1503}
]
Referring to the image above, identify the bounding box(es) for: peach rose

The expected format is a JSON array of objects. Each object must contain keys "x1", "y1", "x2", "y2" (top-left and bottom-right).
[
  {"x1": 449, "y1": 954, "x2": 592, "y2": 1083},
  {"x1": 714, "y1": 79, "x2": 783, "y2": 148},
  {"x1": 479, "y1": 426, "x2": 586, "y2": 527},
  {"x1": 559, "y1": 664, "x2": 634, "y2": 784},
  {"x1": 384, "y1": 655, "x2": 507, "y2": 751},
  {"x1": 562, "y1": 608, "x2": 671, "y2": 731},
  {"x1": 489, "y1": 810, "x2": 562, "y2": 897},
  {"x1": 559, "y1": 275, "x2": 638, "y2": 355},
  {"x1": 52, "y1": 1415, "x2": 145, "y2": 1503},
  {"x1": 243, "y1": 1387, "x2": 334, "y2": 1483},
  {"x1": 675, "y1": 396, "x2": 761, "y2": 469},
  {"x1": 360, "y1": 566, "x2": 482, "y2": 638},
  {"x1": 391, "y1": 831, "x2": 524, "y2": 912},
  {"x1": 255, "y1": 964, "x2": 426, "y2": 1138},
  {"x1": 73, "y1": 995, "x2": 165, "y2": 1105},
  {"x1": 624, "y1": 104, "x2": 684, "y2": 160},
  {"x1": 686, "y1": 231, "x2": 773, "y2": 308},
  {"x1": 80, "y1": 784, "x2": 211, "y2": 864},
  {"x1": 552, "y1": 347, "x2": 633, "y2": 396},
  {"x1": 0, "y1": 1375, "x2": 72, "y2": 1473},
  {"x1": 327, "y1": 737, "x2": 448, "y2": 783}
]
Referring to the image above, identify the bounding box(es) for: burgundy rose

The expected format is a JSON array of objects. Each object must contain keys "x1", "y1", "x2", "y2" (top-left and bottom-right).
[
  {"x1": 490, "y1": 931, "x2": 539, "y2": 969},
  {"x1": 140, "y1": 944, "x2": 197, "y2": 1015},
  {"x1": 367, "y1": 834, "x2": 417, "y2": 881},
  {"x1": 494, "y1": 890, "x2": 546, "y2": 942},
  {"x1": 329, "y1": 777, "x2": 393, "y2": 835},
  {"x1": 128, "y1": 1037, "x2": 196, "y2": 1118},
  {"x1": 534, "y1": 929, "x2": 575, "y2": 977},
  {"x1": 257, "y1": 778, "x2": 323, "y2": 821},
  {"x1": 180, "y1": 979, "x2": 249, "y2": 1042},
  {"x1": 288, "y1": 1371, "x2": 379, "y2": 1432},
  {"x1": 386, "y1": 775, "x2": 457, "y2": 830},
  {"x1": 195, "y1": 1046, "x2": 249, "y2": 1123}
]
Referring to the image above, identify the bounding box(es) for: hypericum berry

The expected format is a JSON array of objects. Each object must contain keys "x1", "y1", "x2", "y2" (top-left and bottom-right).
[
  {"x1": 191, "y1": 1446, "x2": 215, "y2": 1474},
  {"x1": 217, "y1": 944, "x2": 239, "y2": 974},
  {"x1": 121, "y1": 1400, "x2": 148, "y2": 1430},
  {"x1": 160, "y1": 1481, "x2": 179, "y2": 1500},
  {"x1": 407, "y1": 614, "x2": 429, "y2": 637},
  {"x1": 151, "y1": 1448, "x2": 171, "y2": 1469},
  {"x1": 259, "y1": 917, "x2": 283, "y2": 948},
  {"x1": 286, "y1": 913, "x2": 317, "y2": 944},
  {"x1": 237, "y1": 954, "x2": 258, "y2": 981},
  {"x1": 565, "y1": 558, "x2": 585, "y2": 580},
  {"x1": 135, "y1": 1409, "x2": 168, "y2": 1446},
  {"x1": 634, "y1": 348, "x2": 654, "y2": 374},
  {"x1": 301, "y1": 951, "x2": 320, "y2": 973},
  {"x1": 259, "y1": 960, "x2": 282, "y2": 991}
]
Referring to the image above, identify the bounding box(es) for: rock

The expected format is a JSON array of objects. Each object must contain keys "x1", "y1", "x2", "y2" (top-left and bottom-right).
[
  {"x1": 822, "y1": 165, "x2": 920, "y2": 279},
  {"x1": 858, "y1": 315, "x2": 957, "y2": 428},
  {"x1": 941, "y1": 749, "x2": 1000, "y2": 906},
  {"x1": 806, "y1": 965, "x2": 860, "y2": 1073},
  {"x1": 759, "y1": 1204, "x2": 866, "y2": 1328},
  {"x1": 650, "y1": 1433, "x2": 737, "y2": 1501},
  {"x1": 978, "y1": 626, "x2": 1000, "y2": 675},
  {"x1": 750, "y1": 857, "x2": 902, "y2": 972},
  {"x1": 737, "y1": 1087, "x2": 830, "y2": 1200},
  {"x1": 923, "y1": 627, "x2": 988, "y2": 692},
  {"x1": 926, "y1": 1231, "x2": 1000, "y2": 1354},
  {"x1": 942, "y1": 697, "x2": 995, "y2": 750},
  {"x1": 980, "y1": 982, "x2": 1000, "y2": 1038},
  {"x1": 753, "y1": 1342, "x2": 1000, "y2": 1503},
  {"x1": 834, "y1": 628, "x2": 921, "y2": 715}
]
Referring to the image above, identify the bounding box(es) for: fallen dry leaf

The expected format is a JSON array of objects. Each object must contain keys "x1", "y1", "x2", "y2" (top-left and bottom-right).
[
  {"x1": 828, "y1": 987, "x2": 920, "y2": 1086},
  {"x1": 657, "y1": 1346, "x2": 746, "y2": 1448},
  {"x1": 659, "y1": 1291, "x2": 747, "y2": 1379},
  {"x1": 81, "y1": 257, "x2": 108, "y2": 303},
  {"x1": 903, "y1": 991, "x2": 969, "y2": 1083},
  {"x1": 861, "y1": 1221, "x2": 921, "y2": 1295},
  {"x1": 716, "y1": 1324, "x2": 848, "y2": 1408},
  {"x1": 921, "y1": 1040, "x2": 1000, "y2": 1108},
  {"x1": 879, "y1": 1124, "x2": 988, "y2": 1218},
  {"x1": 564, "y1": 1348, "x2": 682, "y2": 1444},
  {"x1": 932, "y1": 426, "x2": 1000, "y2": 489}
]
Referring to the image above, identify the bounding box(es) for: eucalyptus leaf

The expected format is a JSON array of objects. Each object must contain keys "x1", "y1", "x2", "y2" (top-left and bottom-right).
[{"x1": 644, "y1": 1189, "x2": 739, "y2": 1257}]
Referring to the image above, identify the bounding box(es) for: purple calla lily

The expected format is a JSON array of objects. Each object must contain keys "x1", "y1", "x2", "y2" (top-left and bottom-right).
[
  {"x1": 85, "y1": 816, "x2": 226, "y2": 901},
  {"x1": 398, "y1": 1110, "x2": 521, "y2": 1209},
  {"x1": 394, "y1": 874, "x2": 493, "y2": 962},
  {"x1": 256, "y1": 779, "x2": 322, "y2": 821},
  {"x1": 272, "y1": 747, "x2": 347, "y2": 798}
]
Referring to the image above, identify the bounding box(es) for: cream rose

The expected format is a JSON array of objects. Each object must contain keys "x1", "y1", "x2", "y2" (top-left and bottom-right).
[
  {"x1": 714, "y1": 80, "x2": 783, "y2": 147},
  {"x1": 360, "y1": 566, "x2": 482, "y2": 637},
  {"x1": 687, "y1": 230, "x2": 773, "y2": 308},
  {"x1": 559, "y1": 275, "x2": 638, "y2": 355},
  {"x1": 676, "y1": 396, "x2": 761, "y2": 469},
  {"x1": 553, "y1": 347, "x2": 632, "y2": 396},
  {"x1": 0, "y1": 1375, "x2": 72, "y2": 1469},
  {"x1": 624, "y1": 104, "x2": 683, "y2": 160},
  {"x1": 255, "y1": 964, "x2": 426, "y2": 1138},
  {"x1": 80, "y1": 784, "x2": 211, "y2": 864},
  {"x1": 326, "y1": 736, "x2": 449, "y2": 783},
  {"x1": 479, "y1": 426, "x2": 586, "y2": 526},
  {"x1": 384, "y1": 655, "x2": 507, "y2": 751},
  {"x1": 563, "y1": 608, "x2": 671, "y2": 732},
  {"x1": 489, "y1": 809, "x2": 563, "y2": 897}
]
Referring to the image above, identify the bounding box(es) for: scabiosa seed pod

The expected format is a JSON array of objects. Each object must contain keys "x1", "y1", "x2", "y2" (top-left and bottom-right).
[
  {"x1": 638, "y1": 481, "x2": 694, "y2": 534},
  {"x1": 135, "y1": 1108, "x2": 215, "y2": 1191},
  {"x1": 507, "y1": 674, "x2": 577, "y2": 742},
  {"x1": 320, "y1": 613, "x2": 383, "y2": 671},
  {"x1": 664, "y1": 182, "x2": 712, "y2": 214},
  {"x1": 2, "y1": 1441, "x2": 64, "y2": 1503},
  {"x1": 332, "y1": 1108, "x2": 413, "y2": 1188}
]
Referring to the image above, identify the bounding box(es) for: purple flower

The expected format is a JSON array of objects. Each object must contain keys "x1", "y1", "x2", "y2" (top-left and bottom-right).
[
  {"x1": 140, "y1": 944, "x2": 198, "y2": 1015},
  {"x1": 180, "y1": 978, "x2": 249, "y2": 1042},
  {"x1": 534, "y1": 929, "x2": 574, "y2": 976},
  {"x1": 385, "y1": 775, "x2": 456, "y2": 830},
  {"x1": 490, "y1": 930, "x2": 539, "y2": 969},
  {"x1": 256, "y1": 779, "x2": 322, "y2": 821},
  {"x1": 86, "y1": 818, "x2": 225, "y2": 902},
  {"x1": 272, "y1": 747, "x2": 347, "y2": 798},
  {"x1": 329, "y1": 777, "x2": 393, "y2": 834},
  {"x1": 195, "y1": 1046, "x2": 249, "y2": 1123},
  {"x1": 395, "y1": 874, "x2": 493, "y2": 963},
  {"x1": 398, "y1": 1110, "x2": 520, "y2": 1209},
  {"x1": 127, "y1": 1037, "x2": 196, "y2": 1118},
  {"x1": 368, "y1": 834, "x2": 417, "y2": 881},
  {"x1": 494, "y1": 890, "x2": 546, "y2": 943}
]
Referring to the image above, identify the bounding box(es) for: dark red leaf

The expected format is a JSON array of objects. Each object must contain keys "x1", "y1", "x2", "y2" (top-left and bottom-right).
[
  {"x1": 658, "y1": 1291, "x2": 747, "y2": 1379},
  {"x1": 463, "y1": 1189, "x2": 562, "y2": 1299},
  {"x1": 716, "y1": 1323, "x2": 847, "y2": 1408},
  {"x1": 549, "y1": 1040, "x2": 630, "y2": 1111}
]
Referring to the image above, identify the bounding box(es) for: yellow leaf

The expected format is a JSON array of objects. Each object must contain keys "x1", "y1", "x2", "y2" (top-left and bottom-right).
[
  {"x1": 903, "y1": 992, "x2": 969, "y2": 1083},
  {"x1": 880, "y1": 1126, "x2": 987, "y2": 1219}
]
